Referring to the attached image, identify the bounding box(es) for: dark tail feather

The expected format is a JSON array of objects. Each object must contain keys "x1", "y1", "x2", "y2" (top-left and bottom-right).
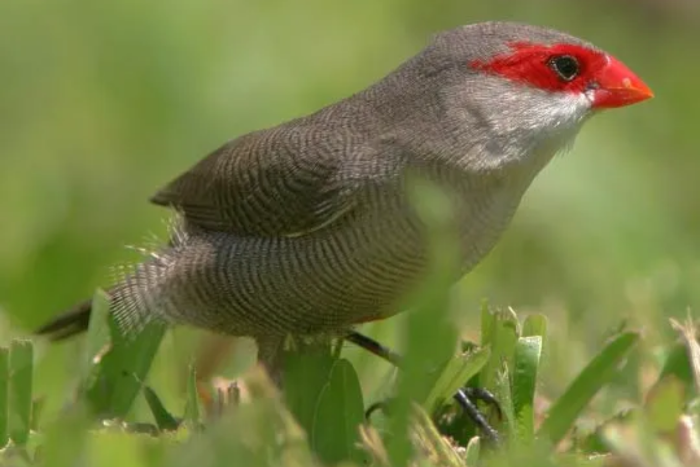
[
  {"x1": 34, "y1": 298, "x2": 93, "y2": 341},
  {"x1": 35, "y1": 234, "x2": 184, "y2": 342}
]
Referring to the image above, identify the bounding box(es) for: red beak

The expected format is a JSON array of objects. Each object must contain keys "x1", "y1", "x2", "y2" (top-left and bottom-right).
[{"x1": 592, "y1": 55, "x2": 654, "y2": 109}]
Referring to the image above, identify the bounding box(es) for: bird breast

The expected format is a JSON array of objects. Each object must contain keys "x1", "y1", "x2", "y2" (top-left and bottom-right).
[{"x1": 114, "y1": 168, "x2": 526, "y2": 339}]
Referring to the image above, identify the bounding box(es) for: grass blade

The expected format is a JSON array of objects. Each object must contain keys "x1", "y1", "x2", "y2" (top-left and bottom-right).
[
  {"x1": 538, "y1": 331, "x2": 639, "y2": 446},
  {"x1": 480, "y1": 308, "x2": 519, "y2": 394},
  {"x1": 480, "y1": 300, "x2": 496, "y2": 348},
  {"x1": 0, "y1": 347, "x2": 8, "y2": 449},
  {"x1": 412, "y1": 405, "x2": 466, "y2": 467},
  {"x1": 645, "y1": 375, "x2": 685, "y2": 434},
  {"x1": 423, "y1": 347, "x2": 491, "y2": 415},
  {"x1": 385, "y1": 177, "x2": 461, "y2": 467},
  {"x1": 85, "y1": 314, "x2": 166, "y2": 418},
  {"x1": 310, "y1": 358, "x2": 366, "y2": 465},
  {"x1": 82, "y1": 289, "x2": 112, "y2": 382},
  {"x1": 494, "y1": 364, "x2": 516, "y2": 440},
  {"x1": 512, "y1": 335, "x2": 543, "y2": 446},
  {"x1": 464, "y1": 436, "x2": 480, "y2": 467},
  {"x1": 657, "y1": 342, "x2": 694, "y2": 393},
  {"x1": 183, "y1": 363, "x2": 200, "y2": 426},
  {"x1": 284, "y1": 345, "x2": 335, "y2": 437},
  {"x1": 9, "y1": 340, "x2": 33, "y2": 446},
  {"x1": 522, "y1": 314, "x2": 548, "y2": 341},
  {"x1": 143, "y1": 385, "x2": 180, "y2": 431}
]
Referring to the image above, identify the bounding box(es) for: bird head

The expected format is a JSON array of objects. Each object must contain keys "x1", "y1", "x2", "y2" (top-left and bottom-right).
[{"x1": 398, "y1": 22, "x2": 653, "y2": 175}]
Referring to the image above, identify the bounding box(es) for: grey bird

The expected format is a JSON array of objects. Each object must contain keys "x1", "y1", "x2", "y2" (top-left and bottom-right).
[{"x1": 36, "y1": 21, "x2": 652, "y2": 382}]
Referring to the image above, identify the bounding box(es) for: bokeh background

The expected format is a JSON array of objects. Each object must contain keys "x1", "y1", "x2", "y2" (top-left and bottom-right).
[{"x1": 1, "y1": 0, "x2": 698, "y2": 416}]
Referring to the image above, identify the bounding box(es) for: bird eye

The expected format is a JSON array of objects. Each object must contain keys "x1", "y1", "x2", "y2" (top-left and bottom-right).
[{"x1": 549, "y1": 55, "x2": 579, "y2": 82}]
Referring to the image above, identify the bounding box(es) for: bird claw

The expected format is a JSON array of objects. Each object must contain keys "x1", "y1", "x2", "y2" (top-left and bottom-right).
[
  {"x1": 453, "y1": 387, "x2": 501, "y2": 445},
  {"x1": 364, "y1": 388, "x2": 501, "y2": 445},
  {"x1": 364, "y1": 400, "x2": 391, "y2": 420},
  {"x1": 346, "y1": 331, "x2": 502, "y2": 444},
  {"x1": 460, "y1": 386, "x2": 503, "y2": 421}
]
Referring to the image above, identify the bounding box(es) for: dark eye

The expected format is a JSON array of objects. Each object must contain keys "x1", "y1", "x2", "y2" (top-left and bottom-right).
[{"x1": 549, "y1": 55, "x2": 579, "y2": 82}]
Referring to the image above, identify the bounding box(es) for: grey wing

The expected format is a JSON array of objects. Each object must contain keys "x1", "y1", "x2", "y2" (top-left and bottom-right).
[{"x1": 149, "y1": 126, "x2": 363, "y2": 237}]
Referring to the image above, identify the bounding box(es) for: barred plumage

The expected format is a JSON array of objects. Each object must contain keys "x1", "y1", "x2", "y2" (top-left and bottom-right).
[
  {"x1": 36, "y1": 22, "x2": 652, "y2": 380},
  {"x1": 108, "y1": 165, "x2": 527, "y2": 340}
]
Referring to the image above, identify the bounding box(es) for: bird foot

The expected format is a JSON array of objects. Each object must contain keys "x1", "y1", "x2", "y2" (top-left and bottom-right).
[
  {"x1": 364, "y1": 386, "x2": 501, "y2": 445},
  {"x1": 453, "y1": 386, "x2": 501, "y2": 445},
  {"x1": 346, "y1": 330, "x2": 502, "y2": 444}
]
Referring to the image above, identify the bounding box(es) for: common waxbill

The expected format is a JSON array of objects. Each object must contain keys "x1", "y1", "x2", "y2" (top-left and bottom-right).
[{"x1": 37, "y1": 22, "x2": 653, "y2": 378}]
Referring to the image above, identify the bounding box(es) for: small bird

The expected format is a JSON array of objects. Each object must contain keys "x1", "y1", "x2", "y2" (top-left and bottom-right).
[{"x1": 37, "y1": 22, "x2": 652, "y2": 382}]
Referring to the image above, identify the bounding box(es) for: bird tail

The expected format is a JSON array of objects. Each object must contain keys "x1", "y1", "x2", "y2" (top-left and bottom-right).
[
  {"x1": 35, "y1": 215, "x2": 192, "y2": 341},
  {"x1": 34, "y1": 268, "x2": 171, "y2": 341},
  {"x1": 34, "y1": 295, "x2": 95, "y2": 341}
]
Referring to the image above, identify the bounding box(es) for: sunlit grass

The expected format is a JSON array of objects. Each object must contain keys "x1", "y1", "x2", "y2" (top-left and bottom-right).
[{"x1": 3, "y1": 302, "x2": 700, "y2": 466}]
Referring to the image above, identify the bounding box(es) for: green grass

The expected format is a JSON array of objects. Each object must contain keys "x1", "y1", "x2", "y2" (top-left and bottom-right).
[{"x1": 1, "y1": 301, "x2": 699, "y2": 466}]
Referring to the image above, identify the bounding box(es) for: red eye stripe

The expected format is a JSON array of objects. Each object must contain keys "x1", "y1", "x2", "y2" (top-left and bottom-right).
[{"x1": 469, "y1": 41, "x2": 608, "y2": 94}]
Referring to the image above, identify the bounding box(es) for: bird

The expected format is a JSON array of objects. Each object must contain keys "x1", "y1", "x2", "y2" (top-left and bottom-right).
[{"x1": 36, "y1": 21, "x2": 652, "y2": 386}]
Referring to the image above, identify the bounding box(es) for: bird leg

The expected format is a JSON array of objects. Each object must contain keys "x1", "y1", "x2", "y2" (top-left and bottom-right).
[
  {"x1": 256, "y1": 334, "x2": 288, "y2": 387},
  {"x1": 344, "y1": 330, "x2": 501, "y2": 445}
]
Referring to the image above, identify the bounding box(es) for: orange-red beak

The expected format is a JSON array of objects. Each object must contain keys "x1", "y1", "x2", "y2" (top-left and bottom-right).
[{"x1": 591, "y1": 55, "x2": 654, "y2": 109}]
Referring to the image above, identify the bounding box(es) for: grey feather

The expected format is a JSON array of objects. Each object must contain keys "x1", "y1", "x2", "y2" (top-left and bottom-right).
[
  {"x1": 105, "y1": 23, "x2": 596, "y2": 339},
  {"x1": 40, "y1": 22, "x2": 637, "y2": 376}
]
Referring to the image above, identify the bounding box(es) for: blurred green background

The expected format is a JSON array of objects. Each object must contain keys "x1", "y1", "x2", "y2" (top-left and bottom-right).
[{"x1": 0, "y1": 0, "x2": 698, "y2": 418}]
